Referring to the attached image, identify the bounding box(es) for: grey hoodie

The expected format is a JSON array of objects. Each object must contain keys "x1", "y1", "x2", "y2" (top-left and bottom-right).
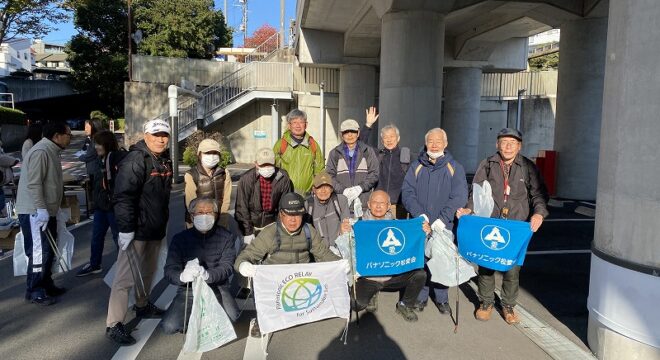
[{"x1": 16, "y1": 138, "x2": 64, "y2": 215}]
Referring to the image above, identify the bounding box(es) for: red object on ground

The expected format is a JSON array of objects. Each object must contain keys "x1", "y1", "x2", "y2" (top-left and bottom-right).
[{"x1": 536, "y1": 150, "x2": 556, "y2": 196}]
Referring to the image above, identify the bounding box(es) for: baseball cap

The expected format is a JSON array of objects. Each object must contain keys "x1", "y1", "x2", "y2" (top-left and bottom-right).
[
  {"x1": 279, "y1": 192, "x2": 306, "y2": 215},
  {"x1": 255, "y1": 147, "x2": 275, "y2": 165},
  {"x1": 340, "y1": 119, "x2": 360, "y2": 132},
  {"x1": 313, "y1": 171, "x2": 333, "y2": 188},
  {"x1": 198, "y1": 139, "x2": 221, "y2": 154},
  {"x1": 497, "y1": 128, "x2": 523, "y2": 141},
  {"x1": 143, "y1": 118, "x2": 171, "y2": 135}
]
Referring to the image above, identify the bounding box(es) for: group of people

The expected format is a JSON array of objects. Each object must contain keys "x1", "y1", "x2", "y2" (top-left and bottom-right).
[{"x1": 14, "y1": 106, "x2": 548, "y2": 347}]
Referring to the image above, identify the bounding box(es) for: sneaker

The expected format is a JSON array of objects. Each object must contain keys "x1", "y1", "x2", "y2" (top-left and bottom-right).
[
  {"x1": 106, "y1": 322, "x2": 136, "y2": 346},
  {"x1": 45, "y1": 286, "x2": 67, "y2": 297},
  {"x1": 412, "y1": 301, "x2": 427, "y2": 312},
  {"x1": 250, "y1": 318, "x2": 261, "y2": 338},
  {"x1": 134, "y1": 302, "x2": 165, "y2": 318},
  {"x1": 475, "y1": 302, "x2": 494, "y2": 321},
  {"x1": 77, "y1": 263, "x2": 102, "y2": 277},
  {"x1": 436, "y1": 302, "x2": 452, "y2": 315},
  {"x1": 366, "y1": 294, "x2": 378, "y2": 313},
  {"x1": 395, "y1": 302, "x2": 418, "y2": 322},
  {"x1": 502, "y1": 305, "x2": 520, "y2": 325},
  {"x1": 31, "y1": 295, "x2": 56, "y2": 306}
]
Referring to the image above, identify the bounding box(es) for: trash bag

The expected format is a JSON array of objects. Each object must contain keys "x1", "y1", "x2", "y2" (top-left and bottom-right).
[
  {"x1": 183, "y1": 276, "x2": 237, "y2": 353},
  {"x1": 334, "y1": 232, "x2": 359, "y2": 285},
  {"x1": 52, "y1": 211, "x2": 74, "y2": 273},
  {"x1": 473, "y1": 180, "x2": 495, "y2": 217},
  {"x1": 426, "y1": 227, "x2": 476, "y2": 287},
  {"x1": 13, "y1": 231, "x2": 27, "y2": 276}
]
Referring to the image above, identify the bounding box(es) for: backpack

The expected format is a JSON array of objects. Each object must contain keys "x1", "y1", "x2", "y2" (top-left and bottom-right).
[
  {"x1": 270, "y1": 223, "x2": 313, "y2": 262},
  {"x1": 414, "y1": 160, "x2": 455, "y2": 179},
  {"x1": 278, "y1": 135, "x2": 318, "y2": 158},
  {"x1": 306, "y1": 195, "x2": 342, "y2": 220}
]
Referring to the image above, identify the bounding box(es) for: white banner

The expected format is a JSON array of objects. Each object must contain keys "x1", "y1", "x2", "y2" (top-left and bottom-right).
[{"x1": 253, "y1": 260, "x2": 350, "y2": 335}]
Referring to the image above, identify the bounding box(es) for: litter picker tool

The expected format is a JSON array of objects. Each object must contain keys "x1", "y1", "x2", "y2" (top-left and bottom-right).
[
  {"x1": 45, "y1": 229, "x2": 69, "y2": 272},
  {"x1": 126, "y1": 242, "x2": 147, "y2": 299}
]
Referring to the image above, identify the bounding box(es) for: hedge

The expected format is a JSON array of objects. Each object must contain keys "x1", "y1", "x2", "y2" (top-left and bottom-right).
[{"x1": 0, "y1": 106, "x2": 26, "y2": 125}]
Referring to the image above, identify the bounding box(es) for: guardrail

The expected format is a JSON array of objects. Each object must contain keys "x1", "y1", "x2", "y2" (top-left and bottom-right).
[{"x1": 245, "y1": 33, "x2": 281, "y2": 63}]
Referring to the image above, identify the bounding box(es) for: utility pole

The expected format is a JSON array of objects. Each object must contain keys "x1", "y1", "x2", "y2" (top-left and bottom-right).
[
  {"x1": 224, "y1": 0, "x2": 228, "y2": 25},
  {"x1": 127, "y1": 0, "x2": 132, "y2": 81},
  {"x1": 280, "y1": 0, "x2": 285, "y2": 49},
  {"x1": 239, "y1": 0, "x2": 248, "y2": 45}
]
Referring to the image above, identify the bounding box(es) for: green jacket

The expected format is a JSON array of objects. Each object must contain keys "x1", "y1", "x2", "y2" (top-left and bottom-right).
[
  {"x1": 234, "y1": 221, "x2": 340, "y2": 268},
  {"x1": 274, "y1": 131, "x2": 325, "y2": 195}
]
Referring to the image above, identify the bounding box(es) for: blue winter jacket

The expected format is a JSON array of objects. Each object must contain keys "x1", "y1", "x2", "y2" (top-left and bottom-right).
[{"x1": 401, "y1": 151, "x2": 469, "y2": 228}]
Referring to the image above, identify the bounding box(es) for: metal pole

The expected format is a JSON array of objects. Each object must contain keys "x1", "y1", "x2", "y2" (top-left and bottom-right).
[
  {"x1": 168, "y1": 85, "x2": 180, "y2": 183},
  {"x1": 280, "y1": 0, "x2": 285, "y2": 49},
  {"x1": 319, "y1": 81, "x2": 326, "y2": 154},
  {"x1": 127, "y1": 0, "x2": 132, "y2": 81},
  {"x1": 271, "y1": 100, "x2": 279, "y2": 147},
  {"x1": 516, "y1": 89, "x2": 526, "y2": 131},
  {"x1": 224, "y1": 0, "x2": 228, "y2": 25}
]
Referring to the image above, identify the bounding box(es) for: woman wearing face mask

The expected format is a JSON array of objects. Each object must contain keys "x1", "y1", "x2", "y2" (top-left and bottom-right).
[
  {"x1": 161, "y1": 197, "x2": 239, "y2": 334},
  {"x1": 184, "y1": 139, "x2": 232, "y2": 229},
  {"x1": 77, "y1": 130, "x2": 125, "y2": 276}
]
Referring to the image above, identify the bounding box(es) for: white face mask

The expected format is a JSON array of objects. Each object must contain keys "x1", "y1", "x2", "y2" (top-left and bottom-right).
[
  {"x1": 258, "y1": 166, "x2": 275, "y2": 178},
  {"x1": 193, "y1": 214, "x2": 216, "y2": 233},
  {"x1": 201, "y1": 154, "x2": 220, "y2": 168},
  {"x1": 427, "y1": 150, "x2": 444, "y2": 159}
]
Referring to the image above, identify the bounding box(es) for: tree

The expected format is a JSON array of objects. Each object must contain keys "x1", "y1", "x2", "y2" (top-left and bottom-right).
[
  {"x1": 244, "y1": 24, "x2": 277, "y2": 49},
  {"x1": 66, "y1": 0, "x2": 128, "y2": 117},
  {"x1": 528, "y1": 52, "x2": 559, "y2": 71},
  {"x1": 133, "y1": 0, "x2": 232, "y2": 59},
  {"x1": 0, "y1": 1, "x2": 69, "y2": 44}
]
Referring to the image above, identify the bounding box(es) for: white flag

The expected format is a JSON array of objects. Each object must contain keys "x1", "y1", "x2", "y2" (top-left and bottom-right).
[{"x1": 253, "y1": 260, "x2": 350, "y2": 334}]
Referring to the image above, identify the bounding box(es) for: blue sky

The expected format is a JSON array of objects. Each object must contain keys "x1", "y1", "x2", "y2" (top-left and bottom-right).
[{"x1": 41, "y1": 0, "x2": 297, "y2": 46}]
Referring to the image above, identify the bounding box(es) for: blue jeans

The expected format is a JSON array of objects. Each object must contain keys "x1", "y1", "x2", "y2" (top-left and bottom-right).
[
  {"x1": 416, "y1": 263, "x2": 449, "y2": 304},
  {"x1": 89, "y1": 209, "x2": 118, "y2": 267},
  {"x1": 0, "y1": 187, "x2": 5, "y2": 215}
]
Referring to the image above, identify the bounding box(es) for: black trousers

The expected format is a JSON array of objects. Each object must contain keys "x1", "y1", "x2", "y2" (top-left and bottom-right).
[
  {"x1": 19, "y1": 214, "x2": 58, "y2": 299},
  {"x1": 355, "y1": 269, "x2": 427, "y2": 309}
]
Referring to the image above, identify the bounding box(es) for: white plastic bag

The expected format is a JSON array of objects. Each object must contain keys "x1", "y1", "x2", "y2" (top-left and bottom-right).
[
  {"x1": 183, "y1": 276, "x2": 237, "y2": 353},
  {"x1": 473, "y1": 180, "x2": 495, "y2": 217},
  {"x1": 426, "y1": 228, "x2": 476, "y2": 287},
  {"x1": 52, "y1": 213, "x2": 74, "y2": 273},
  {"x1": 13, "y1": 231, "x2": 28, "y2": 276}
]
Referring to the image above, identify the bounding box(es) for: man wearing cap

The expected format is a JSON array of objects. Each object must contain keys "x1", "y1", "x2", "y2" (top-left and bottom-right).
[
  {"x1": 401, "y1": 128, "x2": 468, "y2": 315},
  {"x1": 305, "y1": 171, "x2": 351, "y2": 247},
  {"x1": 235, "y1": 192, "x2": 343, "y2": 337},
  {"x1": 184, "y1": 139, "x2": 232, "y2": 228},
  {"x1": 326, "y1": 119, "x2": 379, "y2": 212},
  {"x1": 274, "y1": 109, "x2": 325, "y2": 196},
  {"x1": 106, "y1": 118, "x2": 173, "y2": 345},
  {"x1": 457, "y1": 128, "x2": 548, "y2": 324},
  {"x1": 235, "y1": 148, "x2": 293, "y2": 245}
]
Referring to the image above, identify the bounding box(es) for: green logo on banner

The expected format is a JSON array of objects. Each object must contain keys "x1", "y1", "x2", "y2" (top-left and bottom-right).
[{"x1": 281, "y1": 277, "x2": 323, "y2": 312}]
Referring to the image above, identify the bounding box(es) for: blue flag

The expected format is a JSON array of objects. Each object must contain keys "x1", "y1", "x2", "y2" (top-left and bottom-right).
[
  {"x1": 353, "y1": 218, "x2": 425, "y2": 276},
  {"x1": 457, "y1": 215, "x2": 534, "y2": 271}
]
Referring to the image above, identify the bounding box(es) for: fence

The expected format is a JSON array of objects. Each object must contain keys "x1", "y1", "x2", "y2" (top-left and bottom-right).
[{"x1": 481, "y1": 71, "x2": 557, "y2": 99}]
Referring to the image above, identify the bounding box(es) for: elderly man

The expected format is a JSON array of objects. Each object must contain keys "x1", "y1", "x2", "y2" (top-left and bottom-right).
[
  {"x1": 106, "y1": 118, "x2": 173, "y2": 345},
  {"x1": 274, "y1": 109, "x2": 325, "y2": 196},
  {"x1": 305, "y1": 171, "x2": 351, "y2": 247},
  {"x1": 376, "y1": 124, "x2": 410, "y2": 218},
  {"x1": 353, "y1": 190, "x2": 429, "y2": 321},
  {"x1": 457, "y1": 128, "x2": 548, "y2": 324},
  {"x1": 16, "y1": 121, "x2": 71, "y2": 305},
  {"x1": 161, "y1": 197, "x2": 239, "y2": 334},
  {"x1": 326, "y1": 119, "x2": 379, "y2": 211},
  {"x1": 235, "y1": 148, "x2": 293, "y2": 245},
  {"x1": 401, "y1": 128, "x2": 468, "y2": 315},
  {"x1": 235, "y1": 192, "x2": 343, "y2": 337}
]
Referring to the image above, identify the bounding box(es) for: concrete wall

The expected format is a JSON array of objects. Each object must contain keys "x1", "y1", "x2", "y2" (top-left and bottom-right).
[
  {"x1": 131, "y1": 55, "x2": 242, "y2": 87},
  {"x1": 507, "y1": 97, "x2": 556, "y2": 159},
  {"x1": 123, "y1": 82, "x2": 169, "y2": 147},
  {"x1": 297, "y1": 93, "x2": 340, "y2": 158},
  {"x1": 477, "y1": 100, "x2": 508, "y2": 163}
]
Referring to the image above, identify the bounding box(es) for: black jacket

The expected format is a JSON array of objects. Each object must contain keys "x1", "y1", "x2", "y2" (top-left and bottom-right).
[
  {"x1": 376, "y1": 146, "x2": 410, "y2": 204},
  {"x1": 164, "y1": 226, "x2": 236, "y2": 287},
  {"x1": 468, "y1": 152, "x2": 549, "y2": 221},
  {"x1": 113, "y1": 140, "x2": 172, "y2": 240},
  {"x1": 92, "y1": 151, "x2": 126, "y2": 212},
  {"x1": 235, "y1": 167, "x2": 293, "y2": 236}
]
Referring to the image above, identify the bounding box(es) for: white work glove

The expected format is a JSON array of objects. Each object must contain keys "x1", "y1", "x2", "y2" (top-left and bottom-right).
[
  {"x1": 340, "y1": 259, "x2": 351, "y2": 274},
  {"x1": 118, "y1": 232, "x2": 135, "y2": 251},
  {"x1": 238, "y1": 262, "x2": 256, "y2": 277},
  {"x1": 419, "y1": 214, "x2": 429, "y2": 223},
  {"x1": 179, "y1": 267, "x2": 197, "y2": 283},
  {"x1": 199, "y1": 268, "x2": 210, "y2": 281},
  {"x1": 184, "y1": 258, "x2": 201, "y2": 273},
  {"x1": 243, "y1": 234, "x2": 255, "y2": 245},
  {"x1": 431, "y1": 219, "x2": 446, "y2": 234},
  {"x1": 74, "y1": 150, "x2": 85, "y2": 158},
  {"x1": 33, "y1": 208, "x2": 50, "y2": 231},
  {"x1": 343, "y1": 186, "x2": 362, "y2": 204}
]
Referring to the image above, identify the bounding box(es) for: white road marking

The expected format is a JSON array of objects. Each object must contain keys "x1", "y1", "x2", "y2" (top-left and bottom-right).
[
  {"x1": 579, "y1": 201, "x2": 596, "y2": 207},
  {"x1": 110, "y1": 285, "x2": 177, "y2": 360},
  {"x1": 527, "y1": 250, "x2": 591, "y2": 255}
]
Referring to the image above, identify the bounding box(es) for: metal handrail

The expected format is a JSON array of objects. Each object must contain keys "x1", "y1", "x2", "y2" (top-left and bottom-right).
[{"x1": 245, "y1": 32, "x2": 281, "y2": 63}]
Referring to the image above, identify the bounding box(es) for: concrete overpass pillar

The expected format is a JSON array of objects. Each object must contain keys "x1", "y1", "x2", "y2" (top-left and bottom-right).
[
  {"x1": 588, "y1": 1, "x2": 660, "y2": 358},
  {"x1": 443, "y1": 67, "x2": 482, "y2": 173},
  {"x1": 553, "y1": 17, "x2": 608, "y2": 200},
  {"x1": 339, "y1": 64, "x2": 377, "y2": 144},
  {"x1": 379, "y1": 11, "x2": 445, "y2": 152}
]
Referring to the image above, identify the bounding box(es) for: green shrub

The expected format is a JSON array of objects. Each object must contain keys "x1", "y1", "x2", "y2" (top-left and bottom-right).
[
  {"x1": 0, "y1": 106, "x2": 26, "y2": 125},
  {"x1": 116, "y1": 118, "x2": 126, "y2": 131},
  {"x1": 183, "y1": 130, "x2": 232, "y2": 168},
  {"x1": 90, "y1": 110, "x2": 110, "y2": 128}
]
